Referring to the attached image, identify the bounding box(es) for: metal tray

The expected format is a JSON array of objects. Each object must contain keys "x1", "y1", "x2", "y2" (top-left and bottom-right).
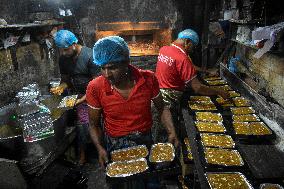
[
  {"x1": 260, "y1": 183, "x2": 284, "y2": 189},
  {"x1": 106, "y1": 158, "x2": 148, "y2": 178},
  {"x1": 205, "y1": 172, "x2": 254, "y2": 189},
  {"x1": 195, "y1": 121, "x2": 227, "y2": 133},
  {"x1": 202, "y1": 147, "x2": 244, "y2": 168},
  {"x1": 231, "y1": 121, "x2": 276, "y2": 143},
  {"x1": 203, "y1": 76, "x2": 222, "y2": 81},
  {"x1": 233, "y1": 97, "x2": 251, "y2": 107},
  {"x1": 232, "y1": 114, "x2": 260, "y2": 122},
  {"x1": 188, "y1": 101, "x2": 218, "y2": 111},
  {"x1": 149, "y1": 143, "x2": 175, "y2": 163},
  {"x1": 200, "y1": 133, "x2": 235, "y2": 149},
  {"x1": 206, "y1": 80, "x2": 228, "y2": 86},
  {"x1": 231, "y1": 107, "x2": 256, "y2": 115},
  {"x1": 110, "y1": 145, "x2": 149, "y2": 162},
  {"x1": 195, "y1": 112, "x2": 223, "y2": 123},
  {"x1": 57, "y1": 95, "x2": 78, "y2": 109},
  {"x1": 189, "y1": 96, "x2": 212, "y2": 102}
]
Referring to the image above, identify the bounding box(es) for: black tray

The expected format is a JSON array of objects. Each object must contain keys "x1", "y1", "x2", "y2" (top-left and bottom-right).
[
  {"x1": 197, "y1": 140, "x2": 248, "y2": 172},
  {"x1": 226, "y1": 116, "x2": 276, "y2": 144}
]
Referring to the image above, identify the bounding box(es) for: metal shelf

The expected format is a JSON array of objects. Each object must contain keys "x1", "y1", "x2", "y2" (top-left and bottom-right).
[{"x1": 0, "y1": 20, "x2": 64, "y2": 29}]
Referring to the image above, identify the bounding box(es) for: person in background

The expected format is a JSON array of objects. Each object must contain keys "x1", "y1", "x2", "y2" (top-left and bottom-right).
[
  {"x1": 86, "y1": 36, "x2": 178, "y2": 188},
  {"x1": 155, "y1": 29, "x2": 230, "y2": 138},
  {"x1": 50, "y1": 30, "x2": 100, "y2": 165}
]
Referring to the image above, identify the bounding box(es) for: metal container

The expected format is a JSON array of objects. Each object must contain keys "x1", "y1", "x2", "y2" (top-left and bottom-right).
[{"x1": 0, "y1": 103, "x2": 25, "y2": 161}]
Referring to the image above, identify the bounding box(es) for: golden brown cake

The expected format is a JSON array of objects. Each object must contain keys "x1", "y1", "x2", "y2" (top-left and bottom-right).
[
  {"x1": 204, "y1": 147, "x2": 244, "y2": 166},
  {"x1": 206, "y1": 80, "x2": 228, "y2": 86},
  {"x1": 231, "y1": 107, "x2": 255, "y2": 115},
  {"x1": 233, "y1": 114, "x2": 260, "y2": 122},
  {"x1": 201, "y1": 133, "x2": 235, "y2": 148},
  {"x1": 206, "y1": 172, "x2": 252, "y2": 189},
  {"x1": 195, "y1": 122, "x2": 226, "y2": 133},
  {"x1": 149, "y1": 143, "x2": 175, "y2": 162},
  {"x1": 216, "y1": 97, "x2": 234, "y2": 107},
  {"x1": 233, "y1": 97, "x2": 250, "y2": 107},
  {"x1": 196, "y1": 112, "x2": 223, "y2": 122},
  {"x1": 190, "y1": 96, "x2": 212, "y2": 102},
  {"x1": 106, "y1": 158, "x2": 148, "y2": 177},
  {"x1": 188, "y1": 101, "x2": 217, "y2": 111},
  {"x1": 111, "y1": 145, "x2": 148, "y2": 161}
]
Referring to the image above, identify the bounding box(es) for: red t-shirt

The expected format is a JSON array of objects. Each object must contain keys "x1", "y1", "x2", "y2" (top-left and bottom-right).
[
  {"x1": 86, "y1": 65, "x2": 160, "y2": 137},
  {"x1": 155, "y1": 43, "x2": 197, "y2": 91}
]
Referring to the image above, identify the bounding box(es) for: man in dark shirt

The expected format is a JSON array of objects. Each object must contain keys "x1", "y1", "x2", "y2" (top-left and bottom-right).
[{"x1": 51, "y1": 30, "x2": 100, "y2": 165}]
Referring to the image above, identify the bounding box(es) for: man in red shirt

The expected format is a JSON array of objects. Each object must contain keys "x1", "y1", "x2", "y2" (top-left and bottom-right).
[
  {"x1": 156, "y1": 28, "x2": 229, "y2": 105},
  {"x1": 155, "y1": 29, "x2": 229, "y2": 138},
  {"x1": 86, "y1": 36, "x2": 178, "y2": 169}
]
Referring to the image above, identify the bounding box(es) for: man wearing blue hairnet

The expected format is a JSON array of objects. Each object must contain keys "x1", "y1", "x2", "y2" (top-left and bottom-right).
[
  {"x1": 155, "y1": 29, "x2": 229, "y2": 139},
  {"x1": 86, "y1": 36, "x2": 178, "y2": 189},
  {"x1": 51, "y1": 29, "x2": 100, "y2": 165}
]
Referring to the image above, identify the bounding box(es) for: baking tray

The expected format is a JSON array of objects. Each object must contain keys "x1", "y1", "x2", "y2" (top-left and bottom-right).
[
  {"x1": 189, "y1": 96, "x2": 212, "y2": 102},
  {"x1": 110, "y1": 145, "x2": 148, "y2": 162},
  {"x1": 105, "y1": 153, "x2": 181, "y2": 184},
  {"x1": 231, "y1": 107, "x2": 256, "y2": 115},
  {"x1": 57, "y1": 95, "x2": 78, "y2": 110},
  {"x1": 260, "y1": 183, "x2": 284, "y2": 189},
  {"x1": 106, "y1": 158, "x2": 149, "y2": 178},
  {"x1": 194, "y1": 121, "x2": 227, "y2": 134},
  {"x1": 206, "y1": 80, "x2": 228, "y2": 86},
  {"x1": 199, "y1": 133, "x2": 235, "y2": 149},
  {"x1": 149, "y1": 143, "x2": 175, "y2": 163},
  {"x1": 203, "y1": 76, "x2": 222, "y2": 81},
  {"x1": 231, "y1": 121, "x2": 276, "y2": 143},
  {"x1": 205, "y1": 172, "x2": 254, "y2": 189},
  {"x1": 232, "y1": 114, "x2": 260, "y2": 122},
  {"x1": 195, "y1": 112, "x2": 223, "y2": 123},
  {"x1": 198, "y1": 144, "x2": 246, "y2": 171},
  {"x1": 188, "y1": 101, "x2": 218, "y2": 112},
  {"x1": 232, "y1": 97, "x2": 251, "y2": 107}
]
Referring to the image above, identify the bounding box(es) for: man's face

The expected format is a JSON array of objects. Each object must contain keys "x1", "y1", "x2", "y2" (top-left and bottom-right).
[
  {"x1": 101, "y1": 62, "x2": 128, "y2": 85},
  {"x1": 184, "y1": 40, "x2": 194, "y2": 54},
  {"x1": 59, "y1": 44, "x2": 76, "y2": 58}
]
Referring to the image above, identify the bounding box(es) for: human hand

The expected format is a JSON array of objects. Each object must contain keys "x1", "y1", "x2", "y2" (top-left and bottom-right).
[
  {"x1": 206, "y1": 68, "x2": 219, "y2": 76},
  {"x1": 98, "y1": 148, "x2": 109, "y2": 168},
  {"x1": 168, "y1": 132, "x2": 179, "y2": 148},
  {"x1": 50, "y1": 86, "x2": 64, "y2": 95},
  {"x1": 218, "y1": 90, "x2": 230, "y2": 99}
]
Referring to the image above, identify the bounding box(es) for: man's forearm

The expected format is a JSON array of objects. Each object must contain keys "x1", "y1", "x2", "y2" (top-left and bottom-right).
[
  {"x1": 89, "y1": 125, "x2": 104, "y2": 151},
  {"x1": 160, "y1": 107, "x2": 176, "y2": 135}
]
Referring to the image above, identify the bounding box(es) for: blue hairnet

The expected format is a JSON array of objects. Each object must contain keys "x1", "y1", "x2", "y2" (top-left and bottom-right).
[
  {"x1": 178, "y1": 29, "x2": 199, "y2": 46},
  {"x1": 54, "y1": 30, "x2": 78, "y2": 48},
  {"x1": 93, "y1": 36, "x2": 130, "y2": 66}
]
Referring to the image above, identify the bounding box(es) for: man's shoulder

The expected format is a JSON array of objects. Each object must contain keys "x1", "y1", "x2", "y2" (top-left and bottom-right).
[{"x1": 88, "y1": 76, "x2": 105, "y2": 88}]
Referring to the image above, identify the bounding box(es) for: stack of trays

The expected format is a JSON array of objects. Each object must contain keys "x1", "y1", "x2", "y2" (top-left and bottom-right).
[
  {"x1": 107, "y1": 145, "x2": 149, "y2": 177},
  {"x1": 230, "y1": 107, "x2": 275, "y2": 141},
  {"x1": 194, "y1": 112, "x2": 226, "y2": 133},
  {"x1": 106, "y1": 143, "x2": 176, "y2": 178}
]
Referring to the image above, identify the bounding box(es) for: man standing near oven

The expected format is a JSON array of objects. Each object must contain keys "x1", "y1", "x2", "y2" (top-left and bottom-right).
[
  {"x1": 155, "y1": 28, "x2": 229, "y2": 138},
  {"x1": 50, "y1": 29, "x2": 100, "y2": 165},
  {"x1": 86, "y1": 36, "x2": 178, "y2": 164}
]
